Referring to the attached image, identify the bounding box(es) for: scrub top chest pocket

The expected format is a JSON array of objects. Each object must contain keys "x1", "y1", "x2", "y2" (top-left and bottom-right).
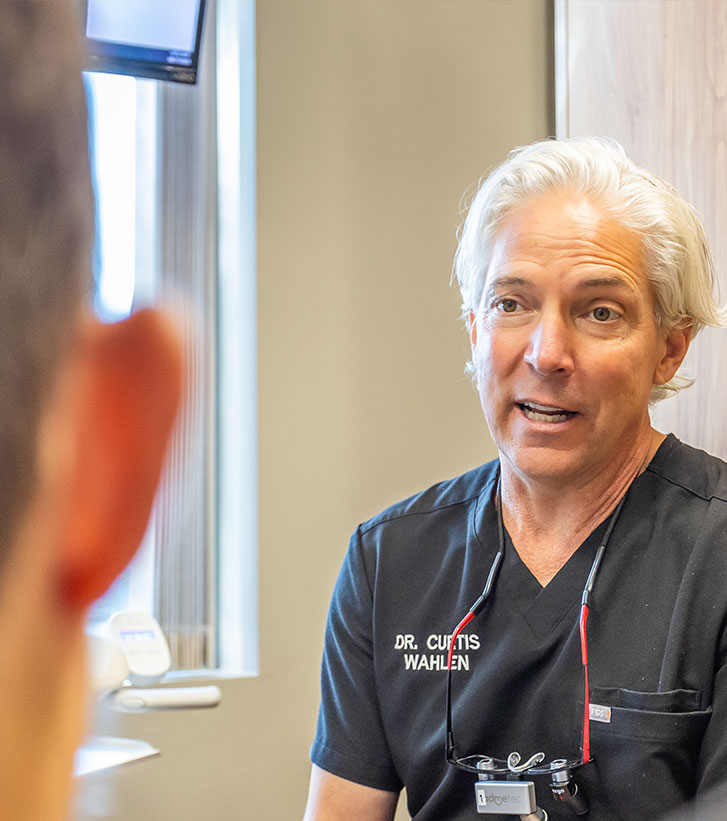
[{"x1": 577, "y1": 687, "x2": 711, "y2": 819}]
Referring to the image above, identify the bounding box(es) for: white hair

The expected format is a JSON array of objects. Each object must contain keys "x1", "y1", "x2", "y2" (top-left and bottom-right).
[{"x1": 454, "y1": 136, "x2": 727, "y2": 401}]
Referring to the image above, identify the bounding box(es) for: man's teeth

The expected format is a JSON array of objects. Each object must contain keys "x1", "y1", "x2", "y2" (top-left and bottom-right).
[{"x1": 520, "y1": 402, "x2": 573, "y2": 423}]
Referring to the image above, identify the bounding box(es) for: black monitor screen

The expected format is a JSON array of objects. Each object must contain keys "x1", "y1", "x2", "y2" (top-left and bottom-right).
[{"x1": 84, "y1": 0, "x2": 207, "y2": 84}]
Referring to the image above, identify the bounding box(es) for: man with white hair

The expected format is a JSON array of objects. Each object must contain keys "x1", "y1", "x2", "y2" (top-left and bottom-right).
[
  {"x1": 305, "y1": 137, "x2": 727, "y2": 819},
  {"x1": 0, "y1": 2, "x2": 181, "y2": 818}
]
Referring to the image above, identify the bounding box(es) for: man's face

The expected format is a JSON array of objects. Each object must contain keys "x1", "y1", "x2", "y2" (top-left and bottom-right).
[{"x1": 470, "y1": 191, "x2": 674, "y2": 489}]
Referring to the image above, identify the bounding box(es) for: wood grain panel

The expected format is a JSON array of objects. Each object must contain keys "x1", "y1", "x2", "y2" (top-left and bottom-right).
[{"x1": 556, "y1": 0, "x2": 727, "y2": 458}]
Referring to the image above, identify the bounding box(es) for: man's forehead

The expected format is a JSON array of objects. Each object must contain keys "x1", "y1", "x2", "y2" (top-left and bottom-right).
[
  {"x1": 485, "y1": 193, "x2": 646, "y2": 285},
  {"x1": 494, "y1": 192, "x2": 637, "y2": 245}
]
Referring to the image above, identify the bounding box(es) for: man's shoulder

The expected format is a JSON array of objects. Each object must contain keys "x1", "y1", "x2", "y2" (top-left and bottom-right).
[
  {"x1": 648, "y1": 434, "x2": 727, "y2": 503},
  {"x1": 359, "y1": 458, "x2": 499, "y2": 536}
]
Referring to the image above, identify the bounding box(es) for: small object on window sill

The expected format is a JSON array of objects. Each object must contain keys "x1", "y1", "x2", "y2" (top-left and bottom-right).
[{"x1": 110, "y1": 684, "x2": 222, "y2": 713}]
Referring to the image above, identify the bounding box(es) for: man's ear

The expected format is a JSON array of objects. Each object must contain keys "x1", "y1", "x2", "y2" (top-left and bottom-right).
[
  {"x1": 654, "y1": 323, "x2": 692, "y2": 387},
  {"x1": 49, "y1": 309, "x2": 182, "y2": 610}
]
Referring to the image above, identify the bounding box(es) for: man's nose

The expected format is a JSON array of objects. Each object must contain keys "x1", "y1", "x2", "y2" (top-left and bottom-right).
[{"x1": 523, "y1": 313, "x2": 575, "y2": 376}]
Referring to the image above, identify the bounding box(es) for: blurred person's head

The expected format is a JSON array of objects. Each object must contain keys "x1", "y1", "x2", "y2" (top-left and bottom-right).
[{"x1": 0, "y1": 2, "x2": 181, "y2": 818}]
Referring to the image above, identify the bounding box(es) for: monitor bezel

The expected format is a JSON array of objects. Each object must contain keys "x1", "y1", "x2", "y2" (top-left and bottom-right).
[{"x1": 82, "y1": 0, "x2": 207, "y2": 85}]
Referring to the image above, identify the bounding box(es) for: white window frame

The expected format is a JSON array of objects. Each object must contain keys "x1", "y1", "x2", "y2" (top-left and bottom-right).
[{"x1": 87, "y1": 0, "x2": 258, "y2": 677}]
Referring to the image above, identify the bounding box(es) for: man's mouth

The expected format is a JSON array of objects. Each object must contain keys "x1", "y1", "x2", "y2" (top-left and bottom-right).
[{"x1": 517, "y1": 401, "x2": 576, "y2": 424}]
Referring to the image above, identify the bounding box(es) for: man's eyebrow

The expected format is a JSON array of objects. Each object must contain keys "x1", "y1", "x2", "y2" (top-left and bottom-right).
[
  {"x1": 579, "y1": 275, "x2": 635, "y2": 291},
  {"x1": 483, "y1": 274, "x2": 638, "y2": 301},
  {"x1": 485, "y1": 276, "x2": 534, "y2": 296}
]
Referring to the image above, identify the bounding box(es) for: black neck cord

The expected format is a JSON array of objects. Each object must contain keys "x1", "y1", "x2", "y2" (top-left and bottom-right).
[{"x1": 445, "y1": 478, "x2": 630, "y2": 776}]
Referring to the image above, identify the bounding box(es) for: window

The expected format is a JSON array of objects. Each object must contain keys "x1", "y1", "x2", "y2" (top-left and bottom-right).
[
  {"x1": 85, "y1": 71, "x2": 159, "y2": 623},
  {"x1": 86, "y1": 0, "x2": 257, "y2": 676}
]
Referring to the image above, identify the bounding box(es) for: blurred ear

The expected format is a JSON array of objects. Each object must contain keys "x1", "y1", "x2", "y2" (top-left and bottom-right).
[
  {"x1": 469, "y1": 310, "x2": 477, "y2": 347},
  {"x1": 653, "y1": 324, "x2": 692, "y2": 387},
  {"x1": 50, "y1": 309, "x2": 182, "y2": 610}
]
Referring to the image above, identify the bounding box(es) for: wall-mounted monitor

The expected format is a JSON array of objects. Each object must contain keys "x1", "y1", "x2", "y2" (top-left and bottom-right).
[{"x1": 83, "y1": 0, "x2": 207, "y2": 85}]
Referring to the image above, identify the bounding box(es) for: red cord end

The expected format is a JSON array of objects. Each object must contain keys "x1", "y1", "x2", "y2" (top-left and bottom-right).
[
  {"x1": 579, "y1": 604, "x2": 589, "y2": 666},
  {"x1": 448, "y1": 611, "x2": 475, "y2": 669},
  {"x1": 580, "y1": 603, "x2": 591, "y2": 762}
]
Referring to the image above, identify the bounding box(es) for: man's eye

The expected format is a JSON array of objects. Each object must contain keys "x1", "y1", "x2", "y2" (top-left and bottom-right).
[
  {"x1": 590, "y1": 306, "x2": 619, "y2": 322},
  {"x1": 497, "y1": 299, "x2": 519, "y2": 313}
]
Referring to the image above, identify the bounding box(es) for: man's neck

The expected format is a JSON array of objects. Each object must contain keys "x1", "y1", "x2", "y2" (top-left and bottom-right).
[{"x1": 499, "y1": 428, "x2": 665, "y2": 586}]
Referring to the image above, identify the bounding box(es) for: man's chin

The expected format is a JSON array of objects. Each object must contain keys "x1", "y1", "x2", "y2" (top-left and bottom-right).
[{"x1": 499, "y1": 446, "x2": 588, "y2": 488}]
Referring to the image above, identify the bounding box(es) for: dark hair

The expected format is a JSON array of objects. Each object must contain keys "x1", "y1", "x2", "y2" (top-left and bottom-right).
[{"x1": 0, "y1": 1, "x2": 93, "y2": 554}]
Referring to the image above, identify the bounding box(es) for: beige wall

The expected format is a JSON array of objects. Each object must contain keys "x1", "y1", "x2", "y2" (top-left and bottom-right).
[{"x1": 82, "y1": 2, "x2": 552, "y2": 818}]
